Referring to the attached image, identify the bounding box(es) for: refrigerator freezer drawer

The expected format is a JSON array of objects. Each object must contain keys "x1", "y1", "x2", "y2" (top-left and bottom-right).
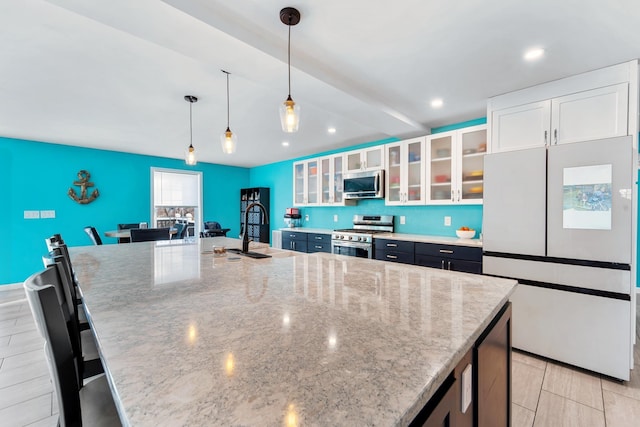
[
  {"x1": 483, "y1": 256, "x2": 631, "y2": 295},
  {"x1": 511, "y1": 284, "x2": 631, "y2": 380}
]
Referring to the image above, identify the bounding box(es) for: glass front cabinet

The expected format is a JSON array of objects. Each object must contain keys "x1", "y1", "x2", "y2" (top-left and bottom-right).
[
  {"x1": 320, "y1": 154, "x2": 344, "y2": 205},
  {"x1": 293, "y1": 159, "x2": 319, "y2": 206},
  {"x1": 427, "y1": 124, "x2": 487, "y2": 204},
  {"x1": 344, "y1": 146, "x2": 385, "y2": 172},
  {"x1": 385, "y1": 137, "x2": 426, "y2": 205}
]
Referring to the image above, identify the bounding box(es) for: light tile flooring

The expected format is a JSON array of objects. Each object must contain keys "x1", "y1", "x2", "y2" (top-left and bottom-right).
[{"x1": 1, "y1": 286, "x2": 640, "y2": 426}]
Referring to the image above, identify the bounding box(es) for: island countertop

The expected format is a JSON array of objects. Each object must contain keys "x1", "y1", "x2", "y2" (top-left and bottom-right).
[{"x1": 70, "y1": 238, "x2": 516, "y2": 426}]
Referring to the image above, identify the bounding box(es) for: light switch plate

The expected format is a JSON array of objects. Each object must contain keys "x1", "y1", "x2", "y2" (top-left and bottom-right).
[
  {"x1": 40, "y1": 210, "x2": 56, "y2": 219},
  {"x1": 24, "y1": 210, "x2": 40, "y2": 219},
  {"x1": 333, "y1": 214, "x2": 338, "y2": 222},
  {"x1": 400, "y1": 216, "x2": 406, "y2": 225},
  {"x1": 444, "y1": 216, "x2": 451, "y2": 226},
  {"x1": 461, "y1": 363, "x2": 472, "y2": 413},
  {"x1": 305, "y1": 214, "x2": 309, "y2": 221}
]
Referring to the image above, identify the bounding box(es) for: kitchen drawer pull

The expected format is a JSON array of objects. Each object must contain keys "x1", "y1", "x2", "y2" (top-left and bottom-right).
[
  {"x1": 439, "y1": 249, "x2": 454, "y2": 254},
  {"x1": 386, "y1": 255, "x2": 398, "y2": 259},
  {"x1": 447, "y1": 261, "x2": 451, "y2": 270},
  {"x1": 315, "y1": 236, "x2": 323, "y2": 240},
  {"x1": 441, "y1": 260, "x2": 445, "y2": 269},
  {"x1": 386, "y1": 243, "x2": 398, "y2": 247},
  {"x1": 315, "y1": 245, "x2": 322, "y2": 249}
]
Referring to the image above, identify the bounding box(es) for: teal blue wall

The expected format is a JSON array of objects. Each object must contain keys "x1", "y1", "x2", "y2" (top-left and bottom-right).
[
  {"x1": 250, "y1": 118, "x2": 486, "y2": 235},
  {"x1": 1, "y1": 137, "x2": 249, "y2": 284}
]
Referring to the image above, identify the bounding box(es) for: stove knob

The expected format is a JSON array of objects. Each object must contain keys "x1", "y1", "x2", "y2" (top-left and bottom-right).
[
  {"x1": 339, "y1": 235, "x2": 344, "y2": 240},
  {"x1": 348, "y1": 236, "x2": 353, "y2": 240},
  {"x1": 358, "y1": 236, "x2": 363, "y2": 242}
]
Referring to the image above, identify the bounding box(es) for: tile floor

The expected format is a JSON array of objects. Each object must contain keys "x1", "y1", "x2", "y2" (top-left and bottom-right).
[{"x1": 1, "y1": 285, "x2": 639, "y2": 426}]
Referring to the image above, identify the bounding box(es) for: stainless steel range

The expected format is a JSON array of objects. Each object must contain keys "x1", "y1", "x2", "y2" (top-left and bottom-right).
[{"x1": 331, "y1": 215, "x2": 394, "y2": 258}]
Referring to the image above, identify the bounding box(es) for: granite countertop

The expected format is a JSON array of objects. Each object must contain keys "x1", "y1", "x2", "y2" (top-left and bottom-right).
[
  {"x1": 279, "y1": 228, "x2": 483, "y2": 247},
  {"x1": 70, "y1": 238, "x2": 515, "y2": 426}
]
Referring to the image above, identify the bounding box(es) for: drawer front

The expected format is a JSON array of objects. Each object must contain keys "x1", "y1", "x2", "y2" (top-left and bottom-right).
[
  {"x1": 307, "y1": 233, "x2": 331, "y2": 243},
  {"x1": 415, "y1": 243, "x2": 481, "y2": 262},
  {"x1": 282, "y1": 231, "x2": 307, "y2": 241},
  {"x1": 375, "y1": 249, "x2": 415, "y2": 265},
  {"x1": 375, "y1": 239, "x2": 415, "y2": 254},
  {"x1": 415, "y1": 254, "x2": 482, "y2": 274},
  {"x1": 308, "y1": 242, "x2": 331, "y2": 253},
  {"x1": 282, "y1": 238, "x2": 308, "y2": 252}
]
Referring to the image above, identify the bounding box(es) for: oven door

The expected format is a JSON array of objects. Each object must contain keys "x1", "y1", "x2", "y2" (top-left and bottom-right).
[{"x1": 331, "y1": 240, "x2": 372, "y2": 258}]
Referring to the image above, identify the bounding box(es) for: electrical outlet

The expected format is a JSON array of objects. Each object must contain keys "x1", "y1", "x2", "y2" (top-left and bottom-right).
[
  {"x1": 40, "y1": 210, "x2": 56, "y2": 219},
  {"x1": 24, "y1": 210, "x2": 40, "y2": 219},
  {"x1": 444, "y1": 216, "x2": 451, "y2": 226},
  {"x1": 305, "y1": 214, "x2": 309, "y2": 222},
  {"x1": 400, "y1": 216, "x2": 406, "y2": 225},
  {"x1": 461, "y1": 363, "x2": 472, "y2": 413},
  {"x1": 333, "y1": 214, "x2": 338, "y2": 222}
]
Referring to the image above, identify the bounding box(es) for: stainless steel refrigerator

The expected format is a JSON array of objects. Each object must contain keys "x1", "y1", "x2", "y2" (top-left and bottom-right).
[{"x1": 483, "y1": 135, "x2": 635, "y2": 380}]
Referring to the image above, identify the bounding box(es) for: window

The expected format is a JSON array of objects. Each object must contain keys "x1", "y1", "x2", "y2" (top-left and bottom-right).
[{"x1": 151, "y1": 168, "x2": 202, "y2": 237}]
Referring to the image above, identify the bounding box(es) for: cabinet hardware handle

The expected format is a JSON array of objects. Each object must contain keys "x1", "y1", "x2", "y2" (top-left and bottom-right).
[
  {"x1": 441, "y1": 260, "x2": 445, "y2": 269},
  {"x1": 554, "y1": 129, "x2": 558, "y2": 144},
  {"x1": 451, "y1": 190, "x2": 455, "y2": 202},
  {"x1": 439, "y1": 249, "x2": 454, "y2": 254},
  {"x1": 387, "y1": 255, "x2": 398, "y2": 259},
  {"x1": 315, "y1": 236, "x2": 322, "y2": 240},
  {"x1": 291, "y1": 234, "x2": 296, "y2": 238},
  {"x1": 447, "y1": 261, "x2": 451, "y2": 270},
  {"x1": 315, "y1": 245, "x2": 322, "y2": 249},
  {"x1": 387, "y1": 243, "x2": 397, "y2": 247},
  {"x1": 544, "y1": 130, "x2": 548, "y2": 145},
  {"x1": 458, "y1": 190, "x2": 461, "y2": 201}
]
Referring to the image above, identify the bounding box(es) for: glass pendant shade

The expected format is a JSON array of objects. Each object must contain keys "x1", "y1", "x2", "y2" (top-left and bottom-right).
[
  {"x1": 280, "y1": 95, "x2": 300, "y2": 133},
  {"x1": 221, "y1": 127, "x2": 237, "y2": 154},
  {"x1": 185, "y1": 143, "x2": 197, "y2": 166}
]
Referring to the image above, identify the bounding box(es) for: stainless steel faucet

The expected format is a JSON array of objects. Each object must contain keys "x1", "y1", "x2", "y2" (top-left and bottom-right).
[{"x1": 241, "y1": 202, "x2": 269, "y2": 253}]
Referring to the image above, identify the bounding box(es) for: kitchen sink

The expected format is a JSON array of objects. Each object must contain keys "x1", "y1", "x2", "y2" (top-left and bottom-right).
[{"x1": 226, "y1": 248, "x2": 272, "y2": 259}]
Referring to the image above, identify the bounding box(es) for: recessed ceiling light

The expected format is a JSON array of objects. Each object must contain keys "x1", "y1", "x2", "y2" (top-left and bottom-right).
[
  {"x1": 282, "y1": 141, "x2": 289, "y2": 147},
  {"x1": 524, "y1": 47, "x2": 545, "y2": 61},
  {"x1": 328, "y1": 127, "x2": 336, "y2": 134},
  {"x1": 431, "y1": 99, "x2": 443, "y2": 109}
]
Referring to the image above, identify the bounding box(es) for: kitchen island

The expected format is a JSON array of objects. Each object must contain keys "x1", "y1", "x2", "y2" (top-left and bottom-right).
[{"x1": 70, "y1": 237, "x2": 516, "y2": 426}]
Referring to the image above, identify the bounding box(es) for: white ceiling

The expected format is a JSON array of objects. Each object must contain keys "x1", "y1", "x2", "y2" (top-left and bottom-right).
[{"x1": 2, "y1": 0, "x2": 640, "y2": 167}]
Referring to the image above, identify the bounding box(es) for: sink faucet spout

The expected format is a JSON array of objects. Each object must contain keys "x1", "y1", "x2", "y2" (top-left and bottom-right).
[{"x1": 241, "y1": 202, "x2": 269, "y2": 253}]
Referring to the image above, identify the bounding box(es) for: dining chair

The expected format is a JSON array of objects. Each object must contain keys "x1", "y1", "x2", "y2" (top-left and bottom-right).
[
  {"x1": 130, "y1": 227, "x2": 172, "y2": 242},
  {"x1": 23, "y1": 276, "x2": 120, "y2": 427},
  {"x1": 37, "y1": 260, "x2": 104, "y2": 384},
  {"x1": 83, "y1": 226, "x2": 103, "y2": 245},
  {"x1": 117, "y1": 223, "x2": 139, "y2": 244}
]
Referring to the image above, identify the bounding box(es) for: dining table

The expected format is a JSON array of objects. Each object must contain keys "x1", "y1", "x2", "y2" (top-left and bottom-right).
[{"x1": 69, "y1": 237, "x2": 516, "y2": 426}]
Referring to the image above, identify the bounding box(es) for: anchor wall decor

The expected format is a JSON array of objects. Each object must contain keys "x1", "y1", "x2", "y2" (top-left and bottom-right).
[{"x1": 68, "y1": 170, "x2": 100, "y2": 204}]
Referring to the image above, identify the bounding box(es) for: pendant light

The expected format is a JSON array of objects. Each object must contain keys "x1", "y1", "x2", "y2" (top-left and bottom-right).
[
  {"x1": 220, "y1": 70, "x2": 237, "y2": 154},
  {"x1": 184, "y1": 95, "x2": 198, "y2": 166},
  {"x1": 279, "y1": 7, "x2": 301, "y2": 133}
]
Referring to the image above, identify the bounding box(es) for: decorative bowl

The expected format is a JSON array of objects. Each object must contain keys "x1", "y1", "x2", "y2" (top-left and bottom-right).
[{"x1": 456, "y1": 229, "x2": 476, "y2": 239}]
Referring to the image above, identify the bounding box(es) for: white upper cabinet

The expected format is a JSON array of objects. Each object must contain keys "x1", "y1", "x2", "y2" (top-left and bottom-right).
[
  {"x1": 385, "y1": 137, "x2": 426, "y2": 205},
  {"x1": 491, "y1": 100, "x2": 551, "y2": 152},
  {"x1": 292, "y1": 159, "x2": 320, "y2": 206},
  {"x1": 426, "y1": 125, "x2": 487, "y2": 205},
  {"x1": 319, "y1": 154, "x2": 344, "y2": 205},
  {"x1": 551, "y1": 83, "x2": 628, "y2": 145},
  {"x1": 344, "y1": 146, "x2": 385, "y2": 172},
  {"x1": 491, "y1": 84, "x2": 628, "y2": 153},
  {"x1": 488, "y1": 59, "x2": 635, "y2": 154}
]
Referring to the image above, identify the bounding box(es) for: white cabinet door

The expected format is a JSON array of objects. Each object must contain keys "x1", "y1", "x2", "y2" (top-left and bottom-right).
[
  {"x1": 491, "y1": 100, "x2": 551, "y2": 152},
  {"x1": 345, "y1": 146, "x2": 385, "y2": 172},
  {"x1": 385, "y1": 138, "x2": 425, "y2": 205},
  {"x1": 293, "y1": 162, "x2": 306, "y2": 205},
  {"x1": 426, "y1": 125, "x2": 487, "y2": 205},
  {"x1": 482, "y1": 147, "x2": 547, "y2": 256},
  {"x1": 551, "y1": 83, "x2": 628, "y2": 145},
  {"x1": 319, "y1": 154, "x2": 344, "y2": 205},
  {"x1": 306, "y1": 159, "x2": 319, "y2": 205}
]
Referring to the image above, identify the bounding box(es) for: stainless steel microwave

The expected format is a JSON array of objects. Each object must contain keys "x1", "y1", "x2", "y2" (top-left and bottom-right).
[{"x1": 343, "y1": 169, "x2": 384, "y2": 199}]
